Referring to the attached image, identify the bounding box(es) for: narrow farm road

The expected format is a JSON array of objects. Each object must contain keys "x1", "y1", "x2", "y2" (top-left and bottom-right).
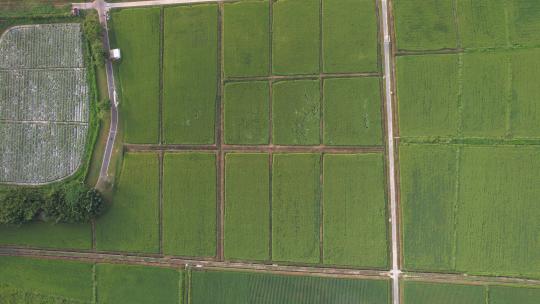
[
  {"x1": 380, "y1": 0, "x2": 401, "y2": 303},
  {"x1": 73, "y1": 0, "x2": 118, "y2": 186}
]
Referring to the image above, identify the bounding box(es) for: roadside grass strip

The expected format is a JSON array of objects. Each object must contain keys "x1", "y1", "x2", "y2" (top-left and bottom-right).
[
  {"x1": 96, "y1": 263, "x2": 180, "y2": 304},
  {"x1": 272, "y1": 153, "x2": 320, "y2": 264},
  {"x1": 393, "y1": 0, "x2": 458, "y2": 50},
  {"x1": 190, "y1": 269, "x2": 390, "y2": 304},
  {"x1": 323, "y1": 77, "x2": 382, "y2": 146},
  {"x1": 0, "y1": 221, "x2": 91, "y2": 250},
  {"x1": 223, "y1": 0, "x2": 269, "y2": 77},
  {"x1": 163, "y1": 152, "x2": 216, "y2": 258},
  {"x1": 163, "y1": 4, "x2": 218, "y2": 144},
  {"x1": 272, "y1": 0, "x2": 320, "y2": 75},
  {"x1": 110, "y1": 8, "x2": 160, "y2": 144},
  {"x1": 457, "y1": 0, "x2": 508, "y2": 48},
  {"x1": 0, "y1": 256, "x2": 93, "y2": 302},
  {"x1": 224, "y1": 153, "x2": 270, "y2": 261},
  {"x1": 224, "y1": 81, "x2": 269, "y2": 145},
  {"x1": 402, "y1": 281, "x2": 486, "y2": 304},
  {"x1": 400, "y1": 144, "x2": 457, "y2": 272},
  {"x1": 323, "y1": 153, "x2": 388, "y2": 268},
  {"x1": 96, "y1": 153, "x2": 160, "y2": 253},
  {"x1": 397, "y1": 54, "x2": 459, "y2": 137},
  {"x1": 322, "y1": 0, "x2": 378, "y2": 73},
  {"x1": 272, "y1": 80, "x2": 320, "y2": 145}
]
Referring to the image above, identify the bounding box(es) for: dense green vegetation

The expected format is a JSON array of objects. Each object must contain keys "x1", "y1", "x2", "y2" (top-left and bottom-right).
[
  {"x1": 397, "y1": 54, "x2": 459, "y2": 137},
  {"x1": 455, "y1": 146, "x2": 540, "y2": 278},
  {"x1": 400, "y1": 144, "x2": 457, "y2": 272},
  {"x1": 272, "y1": 80, "x2": 320, "y2": 145},
  {"x1": 400, "y1": 144, "x2": 540, "y2": 278},
  {"x1": 457, "y1": 0, "x2": 508, "y2": 48},
  {"x1": 223, "y1": 0, "x2": 269, "y2": 77},
  {"x1": 163, "y1": 5, "x2": 218, "y2": 144},
  {"x1": 511, "y1": 48, "x2": 540, "y2": 137},
  {"x1": 461, "y1": 52, "x2": 509, "y2": 137},
  {"x1": 490, "y1": 285, "x2": 540, "y2": 304},
  {"x1": 322, "y1": 0, "x2": 378, "y2": 73},
  {"x1": 323, "y1": 153, "x2": 388, "y2": 268},
  {"x1": 163, "y1": 153, "x2": 216, "y2": 257},
  {"x1": 224, "y1": 153, "x2": 270, "y2": 261},
  {"x1": 272, "y1": 153, "x2": 320, "y2": 263},
  {"x1": 191, "y1": 269, "x2": 390, "y2": 304},
  {"x1": 403, "y1": 281, "x2": 486, "y2": 304},
  {"x1": 272, "y1": 0, "x2": 319, "y2": 74},
  {"x1": 393, "y1": 0, "x2": 457, "y2": 50},
  {"x1": 508, "y1": 0, "x2": 540, "y2": 47},
  {"x1": 224, "y1": 81, "x2": 269, "y2": 144},
  {"x1": 110, "y1": 8, "x2": 160, "y2": 144},
  {"x1": 96, "y1": 153, "x2": 160, "y2": 253},
  {"x1": 96, "y1": 263, "x2": 180, "y2": 304},
  {"x1": 0, "y1": 221, "x2": 91, "y2": 249},
  {"x1": 323, "y1": 77, "x2": 382, "y2": 146},
  {"x1": 0, "y1": 256, "x2": 93, "y2": 302}
]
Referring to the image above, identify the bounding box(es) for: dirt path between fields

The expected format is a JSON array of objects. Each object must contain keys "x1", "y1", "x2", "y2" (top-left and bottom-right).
[{"x1": 1, "y1": 247, "x2": 540, "y2": 287}]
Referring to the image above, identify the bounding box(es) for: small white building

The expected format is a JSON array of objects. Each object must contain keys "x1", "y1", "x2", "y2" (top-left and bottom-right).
[{"x1": 110, "y1": 49, "x2": 121, "y2": 61}]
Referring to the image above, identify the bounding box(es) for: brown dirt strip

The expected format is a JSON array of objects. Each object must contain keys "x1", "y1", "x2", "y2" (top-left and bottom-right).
[
  {"x1": 395, "y1": 48, "x2": 464, "y2": 56},
  {"x1": 224, "y1": 72, "x2": 381, "y2": 83},
  {"x1": 216, "y1": 2, "x2": 225, "y2": 262},
  {"x1": 124, "y1": 144, "x2": 384, "y2": 153}
]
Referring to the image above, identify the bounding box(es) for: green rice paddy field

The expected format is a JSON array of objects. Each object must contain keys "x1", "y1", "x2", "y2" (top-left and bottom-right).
[
  {"x1": 400, "y1": 144, "x2": 540, "y2": 278},
  {"x1": 394, "y1": 0, "x2": 540, "y2": 50},
  {"x1": 403, "y1": 281, "x2": 540, "y2": 304}
]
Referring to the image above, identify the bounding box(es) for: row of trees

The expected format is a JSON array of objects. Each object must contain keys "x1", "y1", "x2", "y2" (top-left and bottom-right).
[
  {"x1": 0, "y1": 184, "x2": 104, "y2": 225},
  {"x1": 82, "y1": 12, "x2": 106, "y2": 67}
]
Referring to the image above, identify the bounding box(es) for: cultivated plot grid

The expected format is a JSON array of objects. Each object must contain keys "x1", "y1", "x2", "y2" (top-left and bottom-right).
[
  {"x1": 97, "y1": 0, "x2": 393, "y2": 273},
  {"x1": 0, "y1": 24, "x2": 89, "y2": 184}
]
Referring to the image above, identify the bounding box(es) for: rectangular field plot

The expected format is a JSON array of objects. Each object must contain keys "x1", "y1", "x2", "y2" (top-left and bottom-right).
[
  {"x1": 508, "y1": 0, "x2": 540, "y2": 46},
  {"x1": 400, "y1": 144, "x2": 540, "y2": 278},
  {"x1": 455, "y1": 146, "x2": 540, "y2": 278},
  {"x1": 272, "y1": 0, "x2": 320, "y2": 75},
  {"x1": 163, "y1": 5, "x2": 218, "y2": 144},
  {"x1": 0, "y1": 256, "x2": 93, "y2": 303},
  {"x1": 190, "y1": 269, "x2": 390, "y2": 304},
  {"x1": 224, "y1": 153, "x2": 269, "y2": 261},
  {"x1": 272, "y1": 80, "x2": 320, "y2": 145},
  {"x1": 322, "y1": 0, "x2": 378, "y2": 73},
  {"x1": 510, "y1": 48, "x2": 540, "y2": 137},
  {"x1": 96, "y1": 264, "x2": 180, "y2": 304},
  {"x1": 461, "y1": 52, "x2": 509, "y2": 137},
  {"x1": 397, "y1": 54, "x2": 459, "y2": 137},
  {"x1": 323, "y1": 77, "x2": 382, "y2": 146},
  {"x1": 490, "y1": 285, "x2": 540, "y2": 304},
  {"x1": 223, "y1": 81, "x2": 269, "y2": 145},
  {"x1": 111, "y1": 8, "x2": 160, "y2": 144},
  {"x1": 393, "y1": 0, "x2": 457, "y2": 50},
  {"x1": 223, "y1": 0, "x2": 269, "y2": 77},
  {"x1": 96, "y1": 153, "x2": 160, "y2": 253},
  {"x1": 0, "y1": 222, "x2": 91, "y2": 250},
  {"x1": 403, "y1": 281, "x2": 486, "y2": 304},
  {"x1": 272, "y1": 153, "x2": 320, "y2": 264},
  {"x1": 457, "y1": 0, "x2": 508, "y2": 48},
  {"x1": 323, "y1": 154, "x2": 388, "y2": 268},
  {"x1": 163, "y1": 152, "x2": 216, "y2": 257},
  {"x1": 400, "y1": 144, "x2": 457, "y2": 272}
]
